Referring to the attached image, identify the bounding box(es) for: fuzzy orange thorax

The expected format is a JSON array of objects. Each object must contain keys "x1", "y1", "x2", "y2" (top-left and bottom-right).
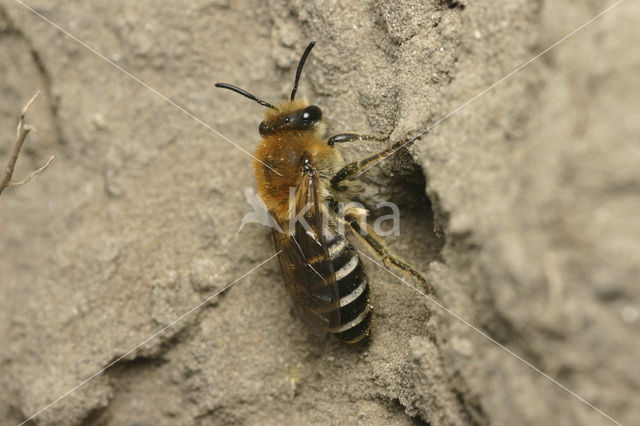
[{"x1": 253, "y1": 100, "x2": 335, "y2": 222}]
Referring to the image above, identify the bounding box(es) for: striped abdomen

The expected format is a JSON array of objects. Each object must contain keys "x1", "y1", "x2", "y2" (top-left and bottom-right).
[{"x1": 324, "y1": 231, "x2": 372, "y2": 344}]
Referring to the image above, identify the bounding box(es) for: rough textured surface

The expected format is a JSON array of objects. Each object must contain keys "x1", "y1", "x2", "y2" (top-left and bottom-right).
[{"x1": 1, "y1": 0, "x2": 638, "y2": 425}]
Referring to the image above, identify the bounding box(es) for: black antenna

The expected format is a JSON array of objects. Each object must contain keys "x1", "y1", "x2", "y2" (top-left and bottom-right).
[
  {"x1": 214, "y1": 83, "x2": 276, "y2": 109},
  {"x1": 290, "y1": 41, "x2": 316, "y2": 101}
]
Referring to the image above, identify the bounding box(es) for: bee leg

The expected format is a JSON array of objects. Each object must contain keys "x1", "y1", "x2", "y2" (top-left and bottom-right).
[
  {"x1": 330, "y1": 135, "x2": 424, "y2": 190},
  {"x1": 343, "y1": 210, "x2": 432, "y2": 293},
  {"x1": 327, "y1": 133, "x2": 389, "y2": 146}
]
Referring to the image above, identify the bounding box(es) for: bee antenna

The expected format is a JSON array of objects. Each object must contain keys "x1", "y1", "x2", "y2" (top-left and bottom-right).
[
  {"x1": 290, "y1": 41, "x2": 316, "y2": 101},
  {"x1": 214, "y1": 83, "x2": 276, "y2": 109}
]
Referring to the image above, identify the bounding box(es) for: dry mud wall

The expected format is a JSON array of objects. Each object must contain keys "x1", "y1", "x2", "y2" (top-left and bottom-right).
[{"x1": 1, "y1": 1, "x2": 638, "y2": 425}]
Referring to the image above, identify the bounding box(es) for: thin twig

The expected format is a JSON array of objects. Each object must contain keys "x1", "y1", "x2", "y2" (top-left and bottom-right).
[
  {"x1": 9, "y1": 155, "x2": 55, "y2": 187},
  {"x1": 0, "y1": 91, "x2": 54, "y2": 196}
]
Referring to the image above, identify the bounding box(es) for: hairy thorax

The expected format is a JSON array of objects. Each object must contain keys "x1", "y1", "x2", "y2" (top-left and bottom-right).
[{"x1": 253, "y1": 130, "x2": 344, "y2": 222}]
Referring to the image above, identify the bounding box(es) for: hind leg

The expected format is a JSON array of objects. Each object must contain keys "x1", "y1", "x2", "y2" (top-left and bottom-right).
[{"x1": 342, "y1": 208, "x2": 432, "y2": 293}]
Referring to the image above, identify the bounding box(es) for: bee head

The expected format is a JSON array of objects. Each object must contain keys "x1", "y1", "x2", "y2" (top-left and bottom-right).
[
  {"x1": 215, "y1": 42, "x2": 321, "y2": 137},
  {"x1": 258, "y1": 102, "x2": 323, "y2": 136}
]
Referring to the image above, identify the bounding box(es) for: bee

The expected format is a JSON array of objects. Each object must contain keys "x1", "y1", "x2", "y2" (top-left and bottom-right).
[{"x1": 216, "y1": 42, "x2": 429, "y2": 344}]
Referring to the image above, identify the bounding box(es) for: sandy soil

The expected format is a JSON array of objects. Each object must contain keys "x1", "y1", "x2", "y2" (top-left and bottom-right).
[{"x1": 1, "y1": 1, "x2": 638, "y2": 425}]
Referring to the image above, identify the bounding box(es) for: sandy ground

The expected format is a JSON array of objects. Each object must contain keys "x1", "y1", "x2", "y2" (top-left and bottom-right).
[{"x1": 1, "y1": 0, "x2": 638, "y2": 425}]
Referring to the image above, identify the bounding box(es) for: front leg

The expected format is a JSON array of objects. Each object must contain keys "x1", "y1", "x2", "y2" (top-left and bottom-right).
[
  {"x1": 330, "y1": 135, "x2": 423, "y2": 190},
  {"x1": 327, "y1": 133, "x2": 389, "y2": 145}
]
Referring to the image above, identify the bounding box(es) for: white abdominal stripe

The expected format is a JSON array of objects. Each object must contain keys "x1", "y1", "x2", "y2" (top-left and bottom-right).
[
  {"x1": 329, "y1": 304, "x2": 372, "y2": 333},
  {"x1": 339, "y1": 277, "x2": 367, "y2": 308},
  {"x1": 335, "y1": 255, "x2": 358, "y2": 281},
  {"x1": 328, "y1": 237, "x2": 347, "y2": 258}
]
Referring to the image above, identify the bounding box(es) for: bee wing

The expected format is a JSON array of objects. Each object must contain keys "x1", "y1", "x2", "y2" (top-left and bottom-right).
[{"x1": 272, "y1": 169, "x2": 341, "y2": 336}]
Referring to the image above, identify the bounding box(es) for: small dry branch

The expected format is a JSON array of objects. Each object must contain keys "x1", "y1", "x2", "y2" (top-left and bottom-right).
[{"x1": 0, "y1": 91, "x2": 54, "y2": 196}]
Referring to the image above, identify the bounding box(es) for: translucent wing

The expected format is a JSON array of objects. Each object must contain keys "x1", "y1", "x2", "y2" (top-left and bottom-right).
[{"x1": 272, "y1": 167, "x2": 341, "y2": 335}]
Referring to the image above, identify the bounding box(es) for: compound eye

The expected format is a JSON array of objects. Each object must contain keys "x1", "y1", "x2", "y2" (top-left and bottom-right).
[{"x1": 301, "y1": 105, "x2": 322, "y2": 123}]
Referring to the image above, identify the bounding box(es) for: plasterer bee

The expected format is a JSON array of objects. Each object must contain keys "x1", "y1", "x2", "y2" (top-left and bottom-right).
[{"x1": 216, "y1": 42, "x2": 429, "y2": 344}]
